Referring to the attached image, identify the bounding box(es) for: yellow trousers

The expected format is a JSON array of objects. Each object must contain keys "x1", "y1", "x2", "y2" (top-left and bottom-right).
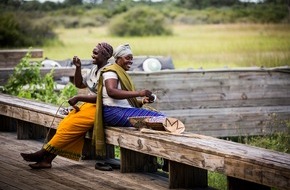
[{"x1": 43, "y1": 103, "x2": 95, "y2": 160}]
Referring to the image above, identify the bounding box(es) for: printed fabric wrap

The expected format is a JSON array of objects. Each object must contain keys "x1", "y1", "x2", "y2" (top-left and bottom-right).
[{"x1": 93, "y1": 64, "x2": 140, "y2": 156}]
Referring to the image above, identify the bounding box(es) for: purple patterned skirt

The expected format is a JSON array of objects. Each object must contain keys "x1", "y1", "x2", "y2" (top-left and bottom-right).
[{"x1": 103, "y1": 106, "x2": 165, "y2": 127}]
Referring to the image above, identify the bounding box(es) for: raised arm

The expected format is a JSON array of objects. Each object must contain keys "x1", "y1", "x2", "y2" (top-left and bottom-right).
[{"x1": 72, "y1": 56, "x2": 87, "y2": 89}]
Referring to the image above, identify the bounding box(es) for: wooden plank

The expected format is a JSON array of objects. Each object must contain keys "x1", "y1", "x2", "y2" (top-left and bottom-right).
[
  {"x1": 0, "y1": 49, "x2": 43, "y2": 59},
  {"x1": 162, "y1": 106, "x2": 289, "y2": 137},
  {"x1": 0, "y1": 93, "x2": 64, "y2": 129},
  {"x1": 0, "y1": 67, "x2": 75, "y2": 86},
  {"x1": 0, "y1": 131, "x2": 170, "y2": 190},
  {"x1": 105, "y1": 127, "x2": 290, "y2": 189},
  {"x1": 0, "y1": 49, "x2": 43, "y2": 68},
  {"x1": 131, "y1": 69, "x2": 290, "y2": 110},
  {"x1": 0, "y1": 92, "x2": 289, "y2": 137},
  {"x1": 150, "y1": 98, "x2": 290, "y2": 110},
  {"x1": 0, "y1": 103, "x2": 63, "y2": 129}
]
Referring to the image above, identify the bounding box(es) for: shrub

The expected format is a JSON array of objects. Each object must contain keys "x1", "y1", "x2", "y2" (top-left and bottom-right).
[
  {"x1": 2, "y1": 52, "x2": 77, "y2": 106},
  {"x1": 108, "y1": 6, "x2": 172, "y2": 37},
  {"x1": 0, "y1": 12, "x2": 57, "y2": 48}
]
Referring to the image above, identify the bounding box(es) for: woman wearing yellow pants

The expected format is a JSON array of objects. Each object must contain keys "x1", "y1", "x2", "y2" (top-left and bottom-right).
[{"x1": 20, "y1": 42, "x2": 113, "y2": 169}]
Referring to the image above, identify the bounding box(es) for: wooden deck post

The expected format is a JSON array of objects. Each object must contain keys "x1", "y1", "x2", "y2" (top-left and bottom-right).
[
  {"x1": 17, "y1": 120, "x2": 46, "y2": 140},
  {"x1": 169, "y1": 160, "x2": 208, "y2": 189},
  {"x1": 227, "y1": 176, "x2": 271, "y2": 190},
  {"x1": 120, "y1": 148, "x2": 158, "y2": 173},
  {"x1": 0, "y1": 115, "x2": 17, "y2": 132}
]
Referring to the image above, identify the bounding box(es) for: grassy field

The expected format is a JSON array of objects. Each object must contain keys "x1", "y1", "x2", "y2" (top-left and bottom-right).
[{"x1": 42, "y1": 24, "x2": 290, "y2": 69}]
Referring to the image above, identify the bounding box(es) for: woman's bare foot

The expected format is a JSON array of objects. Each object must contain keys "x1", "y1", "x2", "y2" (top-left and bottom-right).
[
  {"x1": 20, "y1": 149, "x2": 48, "y2": 162},
  {"x1": 28, "y1": 162, "x2": 52, "y2": 169},
  {"x1": 20, "y1": 153, "x2": 42, "y2": 162}
]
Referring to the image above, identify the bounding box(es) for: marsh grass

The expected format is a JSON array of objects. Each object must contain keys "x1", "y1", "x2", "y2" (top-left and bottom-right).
[{"x1": 42, "y1": 24, "x2": 290, "y2": 69}]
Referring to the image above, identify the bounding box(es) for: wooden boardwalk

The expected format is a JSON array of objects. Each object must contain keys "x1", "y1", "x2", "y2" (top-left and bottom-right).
[{"x1": 0, "y1": 131, "x2": 170, "y2": 190}]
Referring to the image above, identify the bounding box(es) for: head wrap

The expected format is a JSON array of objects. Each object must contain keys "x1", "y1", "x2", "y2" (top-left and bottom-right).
[
  {"x1": 97, "y1": 42, "x2": 113, "y2": 59},
  {"x1": 113, "y1": 43, "x2": 133, "y2": 59}
]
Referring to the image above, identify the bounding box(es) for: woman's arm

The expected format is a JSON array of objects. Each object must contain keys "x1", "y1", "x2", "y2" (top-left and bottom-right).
[
  {"x1": 72, "y1": 56, "x2": 87, "y2": 89},
  {"x1": 68, "y1": 95, "x2": 97, "y2": 105},
  {"x1": 105, "y1": 78, "x2": 152, "y2": 99}
]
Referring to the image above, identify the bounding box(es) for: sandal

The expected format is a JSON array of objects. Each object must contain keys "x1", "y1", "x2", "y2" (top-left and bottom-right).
[
  {"x1": 104, "y1": 158, "x2": 120, "y2": 169},
  {"x1": 95, "y1": 161, "x2": 113, "y2": 171}
]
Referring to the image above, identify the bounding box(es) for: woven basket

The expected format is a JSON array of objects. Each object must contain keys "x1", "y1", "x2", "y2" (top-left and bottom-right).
[
  {"x1": 145, "y1": 117, "x2": 166, "y2": 131},
  {"x1": 129, "y1": 116, "x2": 166, "y2": 131},
  {"x1": 128, "y1": 116, "x2": 150, "y2": 129}
]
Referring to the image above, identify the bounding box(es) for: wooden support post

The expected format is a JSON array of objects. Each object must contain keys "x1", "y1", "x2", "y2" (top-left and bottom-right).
[
  {"x1": 120, "y1": 148, "x2": 157, "y2": 173},
  {"x1": 227, "y1": 176, "x2": 271, "y2": 190},
  {"x1": 44, "y1": 128, "x2": 56, "y2": 142},
  {"x1": 17, "y1": 120, "x2": 32, "y2": 139},
  {"x1": 17, "y1": 120, "x2": 46, "y2": 140},
  {"x1": 32, "y1": 123, "x2": 47, "y2": 140},
  {"x1": 169, "y1": 160, "x2": 208, "y2": 189},
  {"x1": 0, "y1": 115, "x2": 17, "y2": 132},
  {"x1": 106, "y1": 144, "x2": 115, "y2": 159},
  {"x1": 78, "y1": 128, "x2": 115, "y2": 160},
  {"x1": 82, "y1": 138, "x2": 96, "y2": 160}
]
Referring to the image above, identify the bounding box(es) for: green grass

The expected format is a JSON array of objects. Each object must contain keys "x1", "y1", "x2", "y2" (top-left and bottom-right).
[
  {"x1": 43, "y1": 24, "x2": 290, "y2": 69},
  {"x1": 40, "y1": 23, "x2": 290, "y2": 69}
]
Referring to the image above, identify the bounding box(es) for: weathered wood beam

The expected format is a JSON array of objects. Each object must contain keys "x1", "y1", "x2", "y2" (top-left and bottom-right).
[
  {"x1": 0, "y1": 49, "x2": 43, "y2": 68},
  {"x1": 0, "y1": 67, "x2": 75, "y2": 86},
  {"x1": 105, "y1": 127, "x2": 290, "y2": 189}
]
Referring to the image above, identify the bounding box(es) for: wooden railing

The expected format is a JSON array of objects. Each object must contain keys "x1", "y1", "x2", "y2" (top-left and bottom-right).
[
  {"x1": 0, "y1": 49, "x2": 43, "y2": 68},
  {"x1": 1, "y1": 66, "x2": 289, "y2": 137},
  {"x1": 0, "y1": 93, "x2": 289, "y2": 189},
  {"x1": 130, "y1": 66, "x2": 290, "y2": 137}
]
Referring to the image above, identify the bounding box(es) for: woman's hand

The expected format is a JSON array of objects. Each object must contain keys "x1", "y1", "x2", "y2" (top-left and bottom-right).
[
  {"x1": 68, "y1": 96, "x2": 78, "y2": 106},
  {"x1": 68, "y1": 96, "x2": 80, "y2": 112},
  {"x1": 138, "y1": 90, "x2": 152, "y2": 97},
  {"x1": 142, "y1": 94, "x2": 156, "y2": 104},
  {"x1": 72, "y1": 56, "x2": 81, "y2": 67}
]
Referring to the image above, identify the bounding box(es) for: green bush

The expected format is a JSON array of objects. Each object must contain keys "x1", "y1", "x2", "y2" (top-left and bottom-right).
[
  {"x1": 2, "y1": 52, "x2": 77, "y2": 106},
  {"x1": 108, "y1": 6, "x2": 172, "y2": 37},
  {"x1": 0, "y1": 12, "x2": 57, "y2": 48}
]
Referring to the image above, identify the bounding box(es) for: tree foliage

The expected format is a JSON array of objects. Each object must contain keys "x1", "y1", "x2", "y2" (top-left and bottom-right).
[
  {"x1": 0, "y1": 12, "x2": 57, "y2": 48},
  {"x1": 0, "y1": 0, "x2": 288, "y2": 47},
  {"x1": 108, "y1": 6, "x2": 172, "y2": 36}
]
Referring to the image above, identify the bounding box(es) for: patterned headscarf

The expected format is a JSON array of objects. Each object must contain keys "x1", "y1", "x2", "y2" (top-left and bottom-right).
[
  {"x1": 97, "y1": 42, "x2": 113, "y2": 59},
  {"x1": 113, "y1": 43, "x2": 133, "y2": 59}
]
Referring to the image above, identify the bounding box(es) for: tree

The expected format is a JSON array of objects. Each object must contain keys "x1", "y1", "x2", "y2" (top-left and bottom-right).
[
  {"x1": 109, "y1": 6, "x2": 172, "y2": 36},
  {"x1": 64, "y1": 0, "x2": 83, "y2": 6}
]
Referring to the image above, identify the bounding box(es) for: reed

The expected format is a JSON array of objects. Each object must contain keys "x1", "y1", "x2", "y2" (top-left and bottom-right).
[{"x1": 42, "y1": 23, "x2": 290, "y2": 69}]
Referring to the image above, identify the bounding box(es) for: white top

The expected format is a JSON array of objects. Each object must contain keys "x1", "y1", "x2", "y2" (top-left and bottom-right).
[
  {"x1": 83, "y1": 64, "x2": 109, "y2": 94},
  {"x1": 102, "y1": 71, "x2": 132, "y2": 108}
]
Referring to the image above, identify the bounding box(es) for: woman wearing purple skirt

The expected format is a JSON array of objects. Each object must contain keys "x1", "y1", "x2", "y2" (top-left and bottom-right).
[{"x1": 93, "y1": 43, "x2": 175, "y2": 171}]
